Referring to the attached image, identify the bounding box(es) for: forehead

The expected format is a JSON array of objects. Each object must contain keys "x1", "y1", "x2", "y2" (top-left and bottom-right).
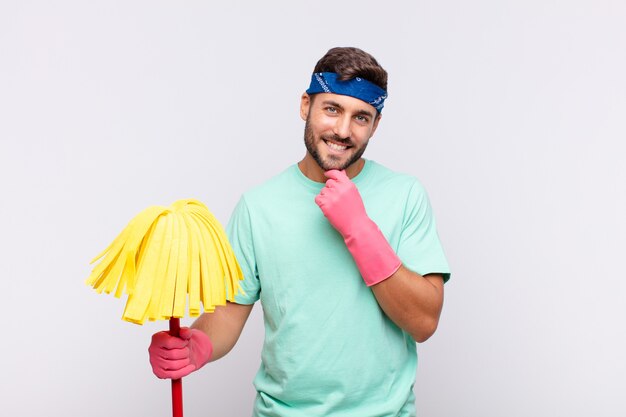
[{"x1": 311, "y1": 93, "x2": 377, "y2": 115}]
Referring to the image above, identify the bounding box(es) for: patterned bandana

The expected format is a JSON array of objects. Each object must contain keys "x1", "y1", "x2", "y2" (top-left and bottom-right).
[{"x1": 305, "y1": 72, "x2": 388, "y2": 113}]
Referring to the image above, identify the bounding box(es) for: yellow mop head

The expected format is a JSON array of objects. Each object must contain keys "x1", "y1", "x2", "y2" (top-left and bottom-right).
[{"x1": 86, "y1": 199, "x2": 244, "y2": 324}]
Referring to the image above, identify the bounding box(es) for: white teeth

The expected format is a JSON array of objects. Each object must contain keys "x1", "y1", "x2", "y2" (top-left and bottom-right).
[{"x1": 326, "y1": 141, "x2": 347, "y2": 151}]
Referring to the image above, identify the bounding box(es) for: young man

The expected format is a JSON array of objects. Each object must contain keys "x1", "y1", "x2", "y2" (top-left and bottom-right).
[{"x1": 149, "y1": 47, "x2": 450, "y2": 416}]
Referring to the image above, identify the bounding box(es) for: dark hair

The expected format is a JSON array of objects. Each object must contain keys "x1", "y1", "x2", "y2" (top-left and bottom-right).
[{"x1": 312, "y1": 47, "x2": 388, "y2": 92}]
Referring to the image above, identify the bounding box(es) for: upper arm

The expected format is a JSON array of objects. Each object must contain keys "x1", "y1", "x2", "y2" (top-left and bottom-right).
[
  {"x1": 191, "y1": 301, "x2": 254, "y2": 361},
  {"x1": 397, "y1": 182, "x2": 451, "y2": 283},
  {"x1": 227, "y1": 197, "x2": 261, "y2": 303},
  {"x1": 423, "y1": 273, "x2": 445, "y2": 294}
]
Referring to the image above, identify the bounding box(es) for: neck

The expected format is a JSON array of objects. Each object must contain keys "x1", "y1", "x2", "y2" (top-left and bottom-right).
[{"x1": 298, "y1": 154, "x2": 365, "y2": 183}]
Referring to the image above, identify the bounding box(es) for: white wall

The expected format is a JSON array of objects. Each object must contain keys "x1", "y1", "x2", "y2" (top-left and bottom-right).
[{"x1": 1, "y1": 1, "x2": 625, "y2": 416}]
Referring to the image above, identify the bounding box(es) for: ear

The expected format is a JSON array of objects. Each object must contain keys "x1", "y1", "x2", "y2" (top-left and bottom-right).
[
  {"x1": 300, "y1": 93, "x2": 311, "y2": 121},
  {"x1": 370, "y1": 114, "x2": 382, "y2": 137}
]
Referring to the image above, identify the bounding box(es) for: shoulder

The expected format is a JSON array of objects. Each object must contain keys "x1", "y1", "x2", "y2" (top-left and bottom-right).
[
  {"x1": 240, "y1": 166, "x2": 296, "y2": 202},
  {"x1": 365, "y1": 160, "x2": 427, "y2": 196},
  {"x1": 228, "y1": 167, "x2": 294, "y2": 228}
]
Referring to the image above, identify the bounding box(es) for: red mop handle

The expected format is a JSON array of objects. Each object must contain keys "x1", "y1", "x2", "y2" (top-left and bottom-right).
[{"x1": 169, "y1": 318, "x2": 183, "y2": 417}]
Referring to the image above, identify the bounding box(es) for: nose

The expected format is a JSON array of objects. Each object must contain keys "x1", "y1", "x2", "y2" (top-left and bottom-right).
[{"x1": 332, "y1": 114, "x2": 351, "y2": 140}]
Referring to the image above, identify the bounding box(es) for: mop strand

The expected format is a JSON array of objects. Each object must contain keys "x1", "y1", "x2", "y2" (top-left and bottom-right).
[{"x1": 86, "y1": 199, "x2": 244, "y2": 324}]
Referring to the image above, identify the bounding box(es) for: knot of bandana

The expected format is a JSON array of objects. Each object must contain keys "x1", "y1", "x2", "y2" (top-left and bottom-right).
[{"x1": 305, "y1": 72, "x2": 388, "y2": 113}]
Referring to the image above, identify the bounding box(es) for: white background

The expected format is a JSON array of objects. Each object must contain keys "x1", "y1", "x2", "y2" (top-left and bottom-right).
[{"x1": 1, "y1": 1, "x2": 625, "y2": 416}]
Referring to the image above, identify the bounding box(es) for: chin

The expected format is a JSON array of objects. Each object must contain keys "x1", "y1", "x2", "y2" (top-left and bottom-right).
[
  {"x1": 314, "y1": 152, "x2": 349, "y2": 171},
  {"x1": 318, "y1": 158, "x2": 355, "y2": 172}
]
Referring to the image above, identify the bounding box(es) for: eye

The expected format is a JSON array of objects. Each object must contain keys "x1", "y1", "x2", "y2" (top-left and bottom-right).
[
  {"x1": 355, "y1": 115, "x2": 370, "y2": 124},
  {"x1": 325, "y1": 106, "x2": 338, "y2": 114}
]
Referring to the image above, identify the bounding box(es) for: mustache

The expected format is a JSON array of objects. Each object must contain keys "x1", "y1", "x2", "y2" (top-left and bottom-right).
[{"x1": 321, "y1": 134, "x2": 352, "y2": 146}]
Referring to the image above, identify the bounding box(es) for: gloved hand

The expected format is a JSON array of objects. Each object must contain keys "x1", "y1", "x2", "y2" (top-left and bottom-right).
[
  {"x1": 148, "y1": 327, "x2": 213, "y2": 379},
  {"x1": 315, "y1": 169, "x2": 402, "y2": 286}
]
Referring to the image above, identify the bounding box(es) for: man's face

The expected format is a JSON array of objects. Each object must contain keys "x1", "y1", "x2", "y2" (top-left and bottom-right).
[{"x1": 301, "y1": 93, "x2": 380, "y2": 172}]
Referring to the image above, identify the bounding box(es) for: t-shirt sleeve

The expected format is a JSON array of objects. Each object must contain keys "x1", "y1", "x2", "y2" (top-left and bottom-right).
[
  {"x1": 226, "y1": 196, "x2": 261, "y2": 304},
  {"x1": 397, "y1": 181, "x2": 451, "y2": 283}
]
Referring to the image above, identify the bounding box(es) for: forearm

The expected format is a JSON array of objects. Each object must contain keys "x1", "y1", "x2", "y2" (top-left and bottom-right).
[
  {"x1": 344, "y1": 218, "x2": 445, "y2": 341},
  {"x1": 314, "y1": 169, "x2": 445, "y2": 341},
  {"x1": 370, "y1": 268, "x2": 444, "y2": 343},
  {"x1": 191, "y1": 301, "x2": 253, "y2": 361}
]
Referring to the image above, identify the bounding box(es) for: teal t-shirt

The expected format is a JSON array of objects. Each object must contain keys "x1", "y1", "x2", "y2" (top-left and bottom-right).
[{"x1": 227, "y1": 160, "x2": 450, "y2": 417}]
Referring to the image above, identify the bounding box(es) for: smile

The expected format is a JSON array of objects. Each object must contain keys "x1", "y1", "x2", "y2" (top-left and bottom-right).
[{"x1": 324, "y1": 140, "x2": 349, "y2": 152}]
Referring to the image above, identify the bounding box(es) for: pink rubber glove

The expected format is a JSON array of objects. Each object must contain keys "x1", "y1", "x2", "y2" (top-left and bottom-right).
[
  {"x1": 315, "y1": 169, "x2": 402, "y2": 286},
  {"x1": 148, "y1": 327, "x2": 213, "y2": 379}
]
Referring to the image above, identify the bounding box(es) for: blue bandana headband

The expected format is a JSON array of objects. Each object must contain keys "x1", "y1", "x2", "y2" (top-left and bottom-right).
[{"x1": 306, "y1": 72, "x2": 388, "y2": 113}]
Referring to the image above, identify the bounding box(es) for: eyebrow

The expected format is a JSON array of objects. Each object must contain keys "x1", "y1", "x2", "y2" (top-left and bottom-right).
[{"x1": 321, "y1": 100, "x2": 375, "y2": 119}]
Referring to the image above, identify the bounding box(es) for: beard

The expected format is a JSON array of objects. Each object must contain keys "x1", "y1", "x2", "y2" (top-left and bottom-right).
[{"x1": 303, "y1": 118, "x2": 368, "y2": 171}]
